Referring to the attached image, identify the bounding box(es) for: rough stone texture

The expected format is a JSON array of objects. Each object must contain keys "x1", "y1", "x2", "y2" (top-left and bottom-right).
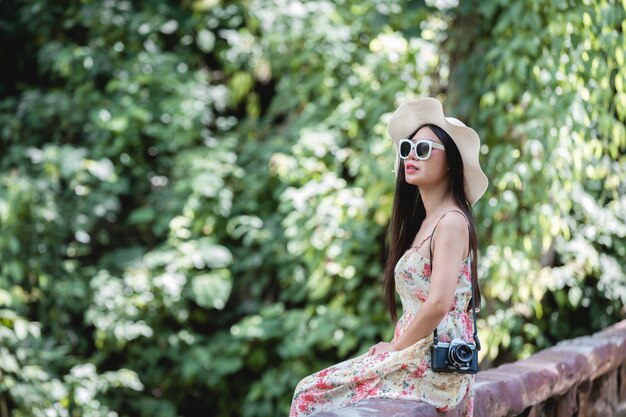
[
  {"x1": 475, "y1": 319, "x2": 626, "y2": 417},
  {"x1": 620, "y1": 363, "x2": 626, "y2": 402},
  {"x1": 577, "y1": 370, "x2": 618, "y2": 417},
  {"x1": 619, "y1": 362, "x2": 626, "y2": 417},
  {"x1": 310, "y1": 399, "x2": 440, "y2": 417},
  {"x1": 309, "y1": 320, "x2": 626, "y2": 416},
  {"x1": 526, "y1": 386, "x2": 577, "y2": 417},
  {"x1": 553, "y1": 386, "x2": 578, "y2": 417}
]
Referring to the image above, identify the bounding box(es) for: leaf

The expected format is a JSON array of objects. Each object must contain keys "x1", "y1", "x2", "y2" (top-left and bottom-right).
[
  {"x1": 128, "y1": 206, "x2": 157, "y2": 225},
  {"x1": 197, "y1": 239, "x2": 233, "y2": 268},
  {"x1": 190, "y1": 270, "x2": 232, "y2": 309},
  {"x1": 196, "y1": 29, "x2": 216, "y2": 52}
]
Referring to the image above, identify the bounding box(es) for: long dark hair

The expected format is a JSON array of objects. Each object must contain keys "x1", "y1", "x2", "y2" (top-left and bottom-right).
[{"x1": 383, "y1": 124, "x2": 481, "y2": 322}]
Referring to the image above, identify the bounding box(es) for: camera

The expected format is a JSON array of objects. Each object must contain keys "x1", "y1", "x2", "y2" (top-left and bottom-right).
[{"x1": 431, "y1": 338, "x2": 478, "y2": 374}]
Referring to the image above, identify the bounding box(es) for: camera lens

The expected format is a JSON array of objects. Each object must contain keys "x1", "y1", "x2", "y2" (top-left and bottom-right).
[
  {"x1": 448, "y1": 342, "x2": 473, "y2": 367},
  {"x1": 455, "y1": 345, "x2": 473, "y2": 362}
]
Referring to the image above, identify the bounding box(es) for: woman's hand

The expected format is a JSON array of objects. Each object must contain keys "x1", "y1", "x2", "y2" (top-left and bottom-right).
[{"x1": 368, "y1": 341, "x2": 397, "y2": 356}]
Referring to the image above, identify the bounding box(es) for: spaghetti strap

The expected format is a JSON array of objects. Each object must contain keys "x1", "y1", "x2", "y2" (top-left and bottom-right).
[{"x1": 413, "y1": 234, "x2": 432, "y2": 250}]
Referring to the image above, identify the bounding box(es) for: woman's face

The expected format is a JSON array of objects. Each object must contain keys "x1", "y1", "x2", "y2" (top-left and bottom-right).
[{"x1": 403, "y1": 126, "x2": 449, "y2": 187}]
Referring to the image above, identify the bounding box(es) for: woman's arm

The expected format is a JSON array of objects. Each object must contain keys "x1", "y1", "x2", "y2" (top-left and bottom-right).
[{"x1": 390, "y1": 213, "x2": 469, "y2": 351}]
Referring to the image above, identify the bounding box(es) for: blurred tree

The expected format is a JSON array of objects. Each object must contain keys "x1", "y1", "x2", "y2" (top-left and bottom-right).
[{"x1": 446, "y1": 0, "x2": 626, "y2": 364}]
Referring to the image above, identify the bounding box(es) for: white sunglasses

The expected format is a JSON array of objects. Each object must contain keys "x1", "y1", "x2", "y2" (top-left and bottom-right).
[{"x1": 398, "y1": 139, "x2": 445, "y2": 160}]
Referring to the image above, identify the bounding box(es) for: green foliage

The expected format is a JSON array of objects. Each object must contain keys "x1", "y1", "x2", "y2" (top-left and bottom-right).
[
  {"x1": 0, "y1": 0, "x2": 624, "y2": 416},
  {"x1": 447, "y1": 0, "x2": 626, "y2": 364}
]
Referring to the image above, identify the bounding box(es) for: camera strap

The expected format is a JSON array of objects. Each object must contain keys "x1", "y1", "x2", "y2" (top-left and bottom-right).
[{"x1": 428, "y1": 210, "x2": 481, "y2": 351}]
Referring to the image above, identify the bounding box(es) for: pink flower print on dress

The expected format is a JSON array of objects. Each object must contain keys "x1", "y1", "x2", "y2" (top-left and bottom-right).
[
  {"x1": 315, "y1": 380, "x2": 334, "y2": 390},
  {"x1": 410, "y1": 368, "x2": 425, "y2": 379},
  {"x1": 439, "y1": 333, "x2": 451, "y2": 343},
  {"x1": 353, "y1": 379, "x2": 375, "y2": 401},
  {"x1": 299, "y1": 393, "x2": 315, "y2": 413},
  {"x1": 465, "y1": 395, "x2": 475, "y2": 415},
  {"x1": 422, "y1": 262, "x2": 431, "y2": 278},
  {"x1": 462, "y1": 312, "x2": 473, "y2": 339},
  {"x1": 461, "y1": 381, "x2": 475, "y2": 415},
  {"x1": 394, "y1": 312, "x2": 414, "y2": 339},
  {"x1": 414, "y1": 288, "x2": 427, "y2": 302},
  {"x1": 399, "y1": 270, "x2": 412, "y2": 282},
  {"x1": 410, "y1": 359, "x2": 429, "y2": 379},
  {"x1": 317, "y1": 368, "x2": 330, "y2": 378},
  {"x1": 459, "y1": 263, "x2": 470, "y2": 283}
]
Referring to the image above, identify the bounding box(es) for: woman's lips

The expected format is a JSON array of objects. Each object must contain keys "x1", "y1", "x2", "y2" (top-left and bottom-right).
[{"x1": 405, "y1": 163, "x2": 419, "y2": 174}]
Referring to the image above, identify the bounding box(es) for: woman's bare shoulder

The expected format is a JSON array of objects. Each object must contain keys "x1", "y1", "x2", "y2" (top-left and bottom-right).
[
  {"x1": 432, "y1": 210, "x2": 470, "y2": 254},
  {"x1": 436, "y1": 211, "x2": 469, "y2": 235}
]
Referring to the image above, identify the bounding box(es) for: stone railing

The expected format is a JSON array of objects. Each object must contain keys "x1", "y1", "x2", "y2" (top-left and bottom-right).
[{"x1": 312, "y1": 319, "x2": 626, "y2": 417}]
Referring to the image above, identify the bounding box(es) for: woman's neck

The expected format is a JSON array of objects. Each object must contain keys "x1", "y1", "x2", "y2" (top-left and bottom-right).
[{"x1": 420, "y1": 184, "x2": 455, "y2": 217}]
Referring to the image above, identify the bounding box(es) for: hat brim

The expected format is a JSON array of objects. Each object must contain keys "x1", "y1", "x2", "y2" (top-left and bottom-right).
[{"x1": 387, "y1": 97, "x2": 488, "y2": 206}]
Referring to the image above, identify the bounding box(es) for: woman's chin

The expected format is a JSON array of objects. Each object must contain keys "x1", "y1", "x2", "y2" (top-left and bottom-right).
[{"x1": 404, "y1": 176, "x2": 422, "y2": 186}]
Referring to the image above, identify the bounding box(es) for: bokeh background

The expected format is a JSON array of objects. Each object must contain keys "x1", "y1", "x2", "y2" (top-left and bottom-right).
[{"x1": 0, "y1": 0, "x2": 625, "y2": 416}]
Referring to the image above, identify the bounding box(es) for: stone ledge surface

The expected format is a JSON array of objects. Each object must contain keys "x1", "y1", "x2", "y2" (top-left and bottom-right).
[
  {"x1": 310, "y1": 319, "x2": 626, "y2": 417},
  {"x1": 311, "y1": 399, "x2": 439, "y2": 417},
  {"x1": 474, "y1": 319, "x2": 626, "y2": 417}
]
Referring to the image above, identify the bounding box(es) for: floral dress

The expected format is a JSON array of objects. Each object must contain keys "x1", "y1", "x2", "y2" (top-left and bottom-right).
[{"x1": 289, "y1": 236, "x2": 476, "y2": 416}]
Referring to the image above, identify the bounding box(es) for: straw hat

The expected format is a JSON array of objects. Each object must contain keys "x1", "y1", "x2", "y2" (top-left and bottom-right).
[{"x1": 387, "y1": 97, "x2": 488, "y2": 206}]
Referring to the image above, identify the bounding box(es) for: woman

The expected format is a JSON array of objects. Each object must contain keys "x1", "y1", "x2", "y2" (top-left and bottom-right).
[{"x1": 289, "y1": 97, "x2": 488, "y2": 417}]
